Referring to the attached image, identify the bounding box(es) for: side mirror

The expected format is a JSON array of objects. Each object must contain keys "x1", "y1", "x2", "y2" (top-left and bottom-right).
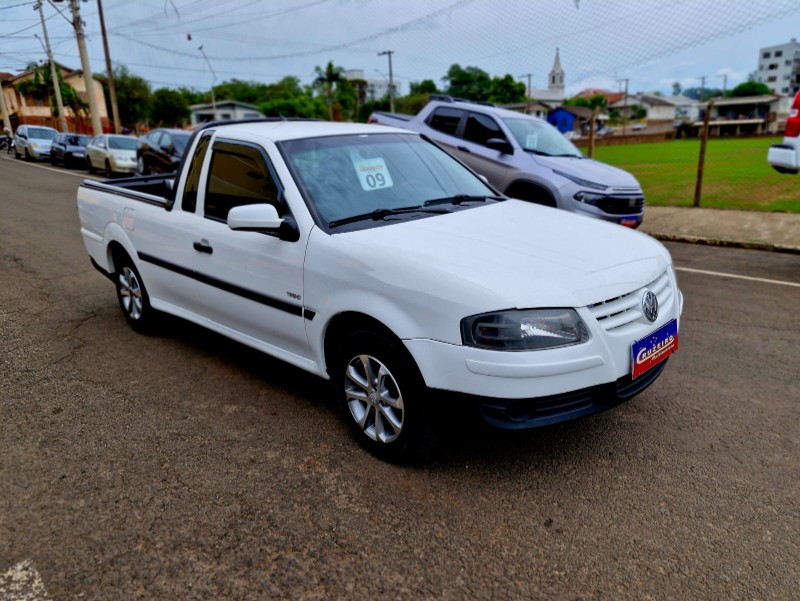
[
  {"x1": 227, "y1": 203, "x2": 299, "y2": 242},
  {"x1": 486, "y1": 138, "x2": 514, "y2": 154}
]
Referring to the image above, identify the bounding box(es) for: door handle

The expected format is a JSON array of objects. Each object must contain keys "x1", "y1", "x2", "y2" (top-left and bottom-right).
[
  {"x1": 193, "y1": 240, "x2": 213, "y2": 254},
  {"x1": 457, "y1": 145, "x2": 471, "y2": 153}
]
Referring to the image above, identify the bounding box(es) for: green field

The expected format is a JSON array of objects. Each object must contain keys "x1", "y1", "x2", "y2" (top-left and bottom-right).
[{"x1": 581, "y1": 137, "x2": 800, "y2": 212}]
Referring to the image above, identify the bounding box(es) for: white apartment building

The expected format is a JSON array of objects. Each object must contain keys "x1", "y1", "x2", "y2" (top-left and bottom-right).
[{"x1": 756, "y1": 39, "x2": 800, "y2": 97}]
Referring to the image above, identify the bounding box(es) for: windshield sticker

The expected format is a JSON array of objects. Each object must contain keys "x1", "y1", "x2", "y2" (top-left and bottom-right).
[
  {"x1": 350, "y1": 153, "x2": 394, "y2": 191},
  {"x1": 525, "y1": 134, "x2": 538, "y2": 149}
]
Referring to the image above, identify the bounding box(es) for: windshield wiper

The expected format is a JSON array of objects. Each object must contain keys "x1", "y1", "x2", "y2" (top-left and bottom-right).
[
  {"x1": 328, "y1": 205, "x2": 448, "y2": 229},
  {"x1": 524, "y1": 148, "x2": 582, "y2": 158},
  {"x1": 423, "y1": 194, "x2": 505, "y2": 207}
]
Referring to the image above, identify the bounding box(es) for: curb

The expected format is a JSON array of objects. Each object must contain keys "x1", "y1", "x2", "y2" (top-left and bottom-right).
[{"x1": 646, "y1": 233, "x2": 800, "y2": 255}]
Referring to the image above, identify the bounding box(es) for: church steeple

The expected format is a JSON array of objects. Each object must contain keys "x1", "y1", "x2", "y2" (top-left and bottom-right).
[{"x1": 549, "y1": 47, "x2": 564, "y2": 93}]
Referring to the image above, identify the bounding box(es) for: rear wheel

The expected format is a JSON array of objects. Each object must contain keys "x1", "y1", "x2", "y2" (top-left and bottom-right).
[
  {"x1": 115, "y1": 254, "x2": 155, "y2": 333},
  {"x1": 334, "y1": 329, "x2": 435, "y2": 462}
]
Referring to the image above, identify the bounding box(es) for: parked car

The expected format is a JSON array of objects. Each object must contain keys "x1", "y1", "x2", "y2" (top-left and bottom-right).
[
  {"x1": 631, "y1": 122, "x2": 647, "y2": 131},
  {"x1": 85, "y1": 134, "x2": 138, "y2": 176},
  {"x1": 368, "y1": 96, "x2": 645, "y2": 227},
  {"x1": 767, "y1": 90, "x2": 800, "y2": 174},
  {"x1": 50, "y1": 133, "x2": 91, "y2": 168},
  {"x1": 136, "y1": 128, "x2": 192, "y2": 174},
  {"x1": 13, "y1": 125, "x2": 58, "y2": 161},
  {"x1": 77, "y1": 119, "x2": 682, "y2": 461}
]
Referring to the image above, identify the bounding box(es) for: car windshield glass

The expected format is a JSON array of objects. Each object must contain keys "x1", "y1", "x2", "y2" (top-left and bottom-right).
[
  {"x1": 28, "y1": 127, "x2": 57, "y2": 141},
  {"x1": 68, "y1": 135, "x2": 89, "y2": 147},
  {"x1": 108, "y1": 136, "x2": 137, "y2": 150},
  {"x1": 173, "y1": 134, "x2": 191, "y2": 153},
  {"x1": 501, "y1": 118, "x2": 582, "y2": 158},
  {"x1": 281, "y1": 133, "x2": 495, "y2": 228}
]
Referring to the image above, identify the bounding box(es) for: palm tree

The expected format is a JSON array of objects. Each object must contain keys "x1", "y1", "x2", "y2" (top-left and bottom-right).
[{"x1": 313, "y1": 61, "x2": 345, "y2": 121}]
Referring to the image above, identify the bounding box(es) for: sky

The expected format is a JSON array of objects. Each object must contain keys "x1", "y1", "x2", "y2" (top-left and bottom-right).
[{"x1": 1, "y1": 0, "x2": 799, "y2": 98}]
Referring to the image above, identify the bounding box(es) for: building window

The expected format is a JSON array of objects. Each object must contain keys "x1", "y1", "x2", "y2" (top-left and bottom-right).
[
  {"x1": 787, "y1": 60, "x2": 793, "y2": 66},
  {"x1": 776, "y1": 50, "x2": 783, "y2": 57},
  {"x1": 768, "y1": 63, "x2": 778, "y2": 70},
  {"x1": 768, "y1": 76, "x2": 777, "y2": 82},
  {"x1": 783, "y1": 87, "x2": 789, "y2": 93},
  {"x1": 763, "y1": 51, "x2": 771, "y2": 58}
]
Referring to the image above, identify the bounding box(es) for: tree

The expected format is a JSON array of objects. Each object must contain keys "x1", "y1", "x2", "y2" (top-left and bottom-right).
[
  {"x1": 212, "y1": 79, "x2": 269, "y2": 105},
  {"x1": 409, "y1": 79, "x2": 438, "y2": 96},
  {"x1": 487, "y1": 74, "x2": 526, "y2": 104},
  {"x1": 176, "y1": 87, "x2": 205, "y2": 106},
  {"x1": 672, "y1": 81, "x2": 682, "y2": 96},
  {"x1": 258, "y1": 76, "x2": 325, "y2": 119},
  {"x1": 313, "y1": 61, "x2": 346, "y2": 121},
  {"x1": 442, "y1": 64, "x2": 491, "y2": 100},
  {"x1": 149, "y1": 88, "x2": 189, "y2": 127},
  {"x1": 727, "y1": 81, "x2": 771, "y2": 97},
  {"x1": 101, "y1": 65, "x2": 151, "y2": 129}
]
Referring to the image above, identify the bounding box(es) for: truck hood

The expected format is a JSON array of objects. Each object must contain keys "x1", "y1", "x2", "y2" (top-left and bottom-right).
[
  {"x1": 532, "y1": 154, "x2": 641, "y2": 190},
  {"x1": 336, "y1": 200, "x2": 670, "y2": 309}
]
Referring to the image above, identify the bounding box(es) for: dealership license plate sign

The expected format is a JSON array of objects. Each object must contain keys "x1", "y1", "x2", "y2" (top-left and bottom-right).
[{"x1": 631, "y1": 319, "x2": 678, "y2": 379}]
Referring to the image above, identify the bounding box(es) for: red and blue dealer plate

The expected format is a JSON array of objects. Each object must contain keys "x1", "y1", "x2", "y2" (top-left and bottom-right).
[{"x1": 631, "y1": 318, "x2": 678, "y2": 379}]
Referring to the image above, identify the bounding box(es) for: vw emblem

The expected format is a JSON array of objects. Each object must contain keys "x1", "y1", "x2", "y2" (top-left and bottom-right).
[{"x1": 642, "y1": 290, "x2": 659, "y2": 323}]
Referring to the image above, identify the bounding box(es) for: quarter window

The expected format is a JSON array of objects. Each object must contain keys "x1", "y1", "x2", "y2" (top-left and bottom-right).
[
  {"x1": 428, "y1": 108, "x2": 464, "y2": 136},
  {"x1": 463, "y1": 112, "x2": 506, "y2": 146},
  {"x1": 181, "y1": 131, "x2": 212, "y2": 213},
  {"x1": 204, "y1": 141, "x2": 280, "y2": 222}
]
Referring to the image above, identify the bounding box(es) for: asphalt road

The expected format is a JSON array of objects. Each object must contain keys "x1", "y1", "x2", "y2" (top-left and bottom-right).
[{"x1": 1, "y1": 154, "x2": 798, "y2": 600}]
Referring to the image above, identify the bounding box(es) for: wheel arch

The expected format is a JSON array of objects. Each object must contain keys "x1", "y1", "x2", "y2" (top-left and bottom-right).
[
  {"x1": 504, "y1": 179, "x2": 558, "y2": 207},
  {"x1": 322, "y1": 311, "x2": 406, "y2": 377}
]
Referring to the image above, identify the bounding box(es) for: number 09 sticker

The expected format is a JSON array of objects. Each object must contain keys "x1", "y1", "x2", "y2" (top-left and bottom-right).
[{"x1": 351, "y1": 155, "x2": 394, "y2": 191}]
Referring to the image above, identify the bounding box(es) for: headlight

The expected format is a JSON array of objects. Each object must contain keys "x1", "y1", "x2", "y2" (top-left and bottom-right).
[
  {"x1": 115, "y1": 154, "x2": 128, "y2": 161},
  {"x1": 461, "y1": 308, "x2": 590, "y2": 351},
  {"x1": 574, "y1": 191, "x2": 607, "y2": 203},
  {"x1": 553, "y1": 169, "x2": 607, "y2": 191},
  {"x1": 29, "y1": 143, "x2": 39, "y2": 149}
]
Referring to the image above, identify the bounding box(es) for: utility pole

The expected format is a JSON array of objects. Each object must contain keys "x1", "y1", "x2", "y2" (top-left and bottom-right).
[
  {"x1": 198, "y1": 45, "x2": 217, "y2": 117},
  {"x1": 718, "y1": 73, "x2": 727, "y2": 95},
  {"x1": 97, "y1": 0, "x2": 120, "y2": 133},
  {"x1": 378, "y1": 50, "x2": 395, "y2": 113},
  {"x1": 698, "y1": 75, "x2": 706, "y2": 101},
  {"x1": 519, "y1": 73, "x2": 533, "y2": 113},
  {"x1": 36, "y1": 1, "x2": 68, "y2": 132},
  {"x1": 67, "y1": 0, "x2": 103, "y2": 135}
]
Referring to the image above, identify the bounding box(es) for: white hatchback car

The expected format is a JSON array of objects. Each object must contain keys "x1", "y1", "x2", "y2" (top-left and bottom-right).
[
  {"x1": 14, "y1": 125, "x2": 58, "y2": 161},
  {"x1": 85, "y1": 134, "x2": 138, "y2": 176}
]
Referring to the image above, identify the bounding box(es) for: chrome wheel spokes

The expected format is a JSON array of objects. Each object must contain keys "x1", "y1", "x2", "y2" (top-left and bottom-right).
[
  {"x1": 344, "y1": 354, "x2": 404, "y2": 444},
  {"x1": 119, "y1": 267, "x2": 143, "y2": 320}
]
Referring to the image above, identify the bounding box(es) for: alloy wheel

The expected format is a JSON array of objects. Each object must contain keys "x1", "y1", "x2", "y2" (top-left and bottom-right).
[{"x1": 343, "y1": 354, "x2": 405, "y2": 444}]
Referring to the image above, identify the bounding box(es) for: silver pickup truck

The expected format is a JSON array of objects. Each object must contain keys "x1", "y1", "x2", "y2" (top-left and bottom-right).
[{"x1": 369, "y1": 95, "x2": 646, "y2": 228}]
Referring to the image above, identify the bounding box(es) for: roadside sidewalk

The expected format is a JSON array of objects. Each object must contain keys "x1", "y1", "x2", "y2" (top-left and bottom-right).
[{"x1": 640, "y1": 206, "x2": 800, "y2": 254}]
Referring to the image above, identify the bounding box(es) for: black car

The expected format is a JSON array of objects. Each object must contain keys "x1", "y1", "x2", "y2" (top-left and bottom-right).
[
  {"x1": 136, "y1": 128, "x2": 192, "y2": 175},
  {"x1": 50, "y1": 133, "x2": 91, "y2": 168}
]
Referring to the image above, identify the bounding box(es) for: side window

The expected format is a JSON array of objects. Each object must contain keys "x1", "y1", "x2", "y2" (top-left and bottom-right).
[
  {"x1": 161, "y1": 133, "x2": 172, "y2": 148},
  {"x1": 463, "y1": 112, "x2": 506, "y2": 146},
  {"x1": 427, "y1": 108, "x2": 464, "y2": 136},
  {"x1": 204, "y1": 141, "x2": 279, "y2": 222},
  {"x1": 181, "y1": 131, "x2": 212, "y2": 213}
]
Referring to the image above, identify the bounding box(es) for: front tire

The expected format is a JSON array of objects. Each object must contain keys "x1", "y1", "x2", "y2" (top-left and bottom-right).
[
  {"x1": 334, "y1": 329, "x2": 435, "y2": 462},
  {"x1": 115, "y1": 255, "x2": 155, "y2": 333},
  {"x1": 105, "y1": 159, "x2": 114, "y2": 177},
  {"x1": 137, "y1": 156, "x2": 150, "y2": 175},
  {"x1": 86, "y1": 157, "x2": 96, "y2": 173}
]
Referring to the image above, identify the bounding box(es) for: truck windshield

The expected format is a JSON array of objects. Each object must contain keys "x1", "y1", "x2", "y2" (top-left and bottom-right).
[
  {"x1": 281, "y1": 133, "x2": 496, "y2": 228},
  {"x1": 502, "y1": 118, "x2": 583, "y2": 158}
]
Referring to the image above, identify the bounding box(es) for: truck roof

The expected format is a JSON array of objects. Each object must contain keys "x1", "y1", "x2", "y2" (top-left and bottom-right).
[{"x1": 203, "y1": 120, "x2": 411, "y2": 142}]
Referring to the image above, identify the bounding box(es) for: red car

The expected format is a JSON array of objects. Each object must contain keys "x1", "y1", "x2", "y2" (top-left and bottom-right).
[{"x1": 768, "y1": 91, "x2": 800, "y2": 174}]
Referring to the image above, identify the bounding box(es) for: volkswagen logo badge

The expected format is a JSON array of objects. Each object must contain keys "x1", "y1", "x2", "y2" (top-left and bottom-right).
[{"x1": 642, "y1": 290, "x2": 659, "y2": 323}]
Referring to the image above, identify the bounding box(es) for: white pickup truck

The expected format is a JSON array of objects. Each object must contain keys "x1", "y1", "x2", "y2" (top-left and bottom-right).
[
  {"x1": 767, "y1": 91, "x2": 800, "y2": 174},
  {"x1": 78, "y1": 119, "x2": 682, "y2": 461}
]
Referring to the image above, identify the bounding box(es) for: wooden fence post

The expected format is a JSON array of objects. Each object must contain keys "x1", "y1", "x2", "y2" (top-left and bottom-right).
[{"x1": 694, "y1": 99, "x2": 714, "y2": 207}]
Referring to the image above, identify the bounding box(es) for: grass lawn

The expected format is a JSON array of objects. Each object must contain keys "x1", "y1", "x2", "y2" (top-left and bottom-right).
[{"x1": 582, "y1": 137, "x2": 800, "y2": 212}]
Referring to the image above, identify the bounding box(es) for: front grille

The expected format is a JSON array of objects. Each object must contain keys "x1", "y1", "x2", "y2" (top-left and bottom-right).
[
  {"x1": 587, "y1": 269, "x2": 673, "y2": 332},
  {"x1": 591, "y1": 196, "x2": 645, "y2": 215}
]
